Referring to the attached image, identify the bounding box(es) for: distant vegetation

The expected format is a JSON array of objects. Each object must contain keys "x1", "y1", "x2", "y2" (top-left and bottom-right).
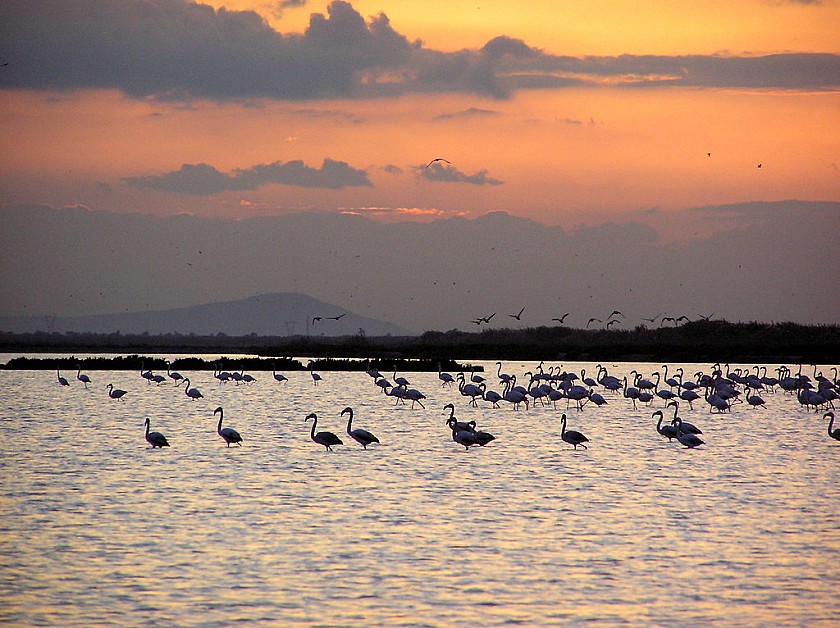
[{"x1": 1, "y1": 320, "x2": 838, "y2": 367}]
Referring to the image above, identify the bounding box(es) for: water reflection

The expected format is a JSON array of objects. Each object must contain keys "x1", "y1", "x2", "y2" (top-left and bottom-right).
[{"x1": 1, "y1": 360, "x2": 839, "y2": 625}]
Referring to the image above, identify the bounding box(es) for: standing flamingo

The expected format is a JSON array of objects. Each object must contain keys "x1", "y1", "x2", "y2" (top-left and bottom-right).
[
  {"x1": 308, "y1": 361, "x2": 322, "y2": 386},
  {"x1": 305, "y1": 412, "x2": 342, "y2": 451},
  {"x1": 673, "y1": 418, "x2": 704, "y2": 448},
  {"x1": 214, "y1": 406, "x2": 243, "y2": 447},
  {"x1": 653, "y1": 410, "x2": 679, "y2": 442},
  {"x1": 560, "y1": 414, "x2": 589, "y2": 449},
  {"x1": 272, "y1": 363, "x2": 288, "y2": 383},
  {"x1": 76, "y1": 365, "x2": 91, "y2": 388},
  {"x1": 182, "y1": 378, "x2": 203, "y2": 401},
  {"x1": 106, "y1": 383, "x2": 127, "y2": 400},
  {"x1": 57, "y1": 370, "x2": 70, "y2": 386},
  {"x1": 341, "y1": 407, "x2": 379, "y2": 449},
  {"x1": 144, "y1": 418, "x2": 170, "y2": 448}
]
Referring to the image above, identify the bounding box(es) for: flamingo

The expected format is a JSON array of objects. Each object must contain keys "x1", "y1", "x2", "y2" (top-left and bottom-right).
[
  {"x1": 653, "y1": 410, "x2": 679, "y2": 442},
  {"x1": 443, "y1": 403, "x2": 474, "y2": 432},
  {"x1": 106, "y1": 383, "x2": 127, "y2": 400},
  {"x1": 140, "y1": 363, "x2": 154, "y2": 384},
  {"x1": 182, "y1": 378, "x2": 203, "y2": 401},
  {"x1": 673, "y1": 418, "x2": 704, "y2": 448},
  {"x1": 438, "y1": 363, "x2": 455, "y2": 387},
  {"x1": 308, "y1": 361, "x2": 322, "y2": 386},
  {"x1": 57, "y1": 370, "x2": 69, "y2": 386},
  {"x1": 393, "y1": 368, "x2": 410, "y2": 388},
  {"x1": 447, "y1": 417, "x2": 479, "y2": 450},
  {"x1": 166, "y1": 361, "x2": 184, "y2": 386},
  {"x1": 560, "y1": 413, "x2": 589, "y2": 449},
  {"x1": 497, "y1": 362, "x2": 512, "y2": 385},
  {"x1": 76, "y1": 365, "x2": 91, "y2": 388},
  {"x1": 667, "y1": 401, "x2": 702, "y2": 435},
  {"x1": 215, "y1": 406, "x2": 243, "y2": 447},
  {"x1": 342, "y1": 407, "x2": 379, "y2": 449},
  {"x1": 305, "y1": 412, "x2": 342, "y2": 451},
  {"x1": 144, "y1": 418, "x2": 169, "y2": 448},
  {"x1": 826, "y1": 412, "x2": 840, "y2": 441},
  {"x1": 272, "y1": 363, "x2": 288, "y2": 383}
]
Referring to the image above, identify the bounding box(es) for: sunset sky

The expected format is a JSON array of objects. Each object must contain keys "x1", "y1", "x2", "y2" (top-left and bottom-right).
[{"x1": 0, "y1": 1, "x2": 838, "y2": 330}]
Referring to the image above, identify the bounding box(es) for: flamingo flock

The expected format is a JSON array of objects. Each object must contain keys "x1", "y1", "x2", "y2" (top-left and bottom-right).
[{"x1": 51, "y1": 359, "x2": 838, "y2": 452}]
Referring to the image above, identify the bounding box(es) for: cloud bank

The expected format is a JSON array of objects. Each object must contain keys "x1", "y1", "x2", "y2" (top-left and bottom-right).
[
  {"x1": 1, "y1": 0, "x2": 838, "y2": 101},
  {"x1": 123, "y1": 158, "x2": 371, "y2": 194}
]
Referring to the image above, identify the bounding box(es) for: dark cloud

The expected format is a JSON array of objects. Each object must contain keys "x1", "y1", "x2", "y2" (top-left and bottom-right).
[
  {"x1": 419, "y1": 163, "x2": 503, "y2": 186},
  {"x1": 1, "y1": 1, "x2": 837, "y2": 101},
  {"x1": 124, "y1": 158, "x2": 371, "y2": 194}
]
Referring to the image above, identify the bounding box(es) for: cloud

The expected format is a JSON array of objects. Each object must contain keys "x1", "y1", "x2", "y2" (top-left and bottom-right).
[
  {"x1": 419, "y1": 163, "x2": 503, "y2": 186},
  {"x1": 124, "y1": 158, "x2": 372, "y2": 194},
  {"x1": 0, "y1": 1, "x2": 838, "y2": 101},
  {"x1": 433, "y1": 107, "x2": 502, "y2": 121}
]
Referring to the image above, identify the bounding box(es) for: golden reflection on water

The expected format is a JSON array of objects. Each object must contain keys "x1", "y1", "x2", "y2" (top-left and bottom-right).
[{"x1": 1, "y1": 361, "x2": 839, "y2": 625}]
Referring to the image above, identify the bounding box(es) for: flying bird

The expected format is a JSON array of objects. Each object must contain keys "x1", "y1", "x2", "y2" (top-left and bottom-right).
[
  {"x1": 327, "y1": 313, "x2": 346, "y2": 320},
  {"x1": 426, "y1": 158, "x2": 451, "y2": 168},
  {"x1": 509, "y1": 307, "x2": 525, "y2": 320},
  {"x1": 552, "y1": 313, "x2": 570, "y2": 324}
]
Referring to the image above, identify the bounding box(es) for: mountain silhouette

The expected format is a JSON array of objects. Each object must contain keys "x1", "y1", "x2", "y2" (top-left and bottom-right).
[{"x1": 0, "y1": 292, "x2": 413, "y2": 337}]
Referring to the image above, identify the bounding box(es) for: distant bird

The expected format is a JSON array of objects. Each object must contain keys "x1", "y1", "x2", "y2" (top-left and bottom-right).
[
  {"x1": 606, "y1": 319, "x2": 621, "y2": 329},
  {"x1": 509, "y1": 307, "x2": 525, "y2": 320},
  {"x1": 673, "y1": 418, "x2": 704, "y2": 448},
  {"x1": 342, "y1": 407, "x2": 379, "y2": 449},
  {"x1": 642, "y1": 313, "x2": 662, "y2": 324},
  {"x1": 272, "y1": 363, "x2": 288, "y2": 383},
  {"x1": 608, "y1": 310, "x2": 625, "y2": 319},
  {"x1": 182, "y1": 378, "x2": 203, "y2": 400},
  {"x1": 144, "y1": 418, "x2": 169, "y2": 448},
  {"x1": 826, "y1": 412, "x2": 840, "y2": 441},
  {"x1": 305, "y1": 412, "x2": 342, "y2": 451},
  {"x1": 477, "y1": 312, "x2": 496, "y2": 324},
  {"x1": 552, "y1": 313, "x2": 570, "y2": 324},
  {"x1": 447, "y1": 417, "x2": 479, "y2": 450},
  {"x1": 438, "y1": 363, "x2": 455, "y2": 387},
  {"x1": 76, "y1": 365, "x2": 91, "y2": 388},
  {"x1": 327, "y1": 313, "x2": 346, "y2": 320},
  {"x1": 308, "y1": 361, "x2": 322, "y2": 386},
  {"x1": 215, "y1": 406, "x2": 243, "y2": 447},
  {"x1": 166, "y1": 361, "x2": 184, "y2": 386},
  {"x1": 106, "y1": 383, "x2": 127, "y2": 400},
  {"x1": 57, "y1": 370, "x2": 70, "y2": 386},
  {"x1": 698, "y1": 312, "x2": 714, "y2": 321},
  {"x1": 443, "y1": 403, "x2": 474, "y2": 433},
  {"x1": 654, "y1": 410, "x2": 679, "y2": 442},
  {"x1": 393, "y1": 368, "x2": 410, "y2": 388},
  {"x1": 757, "y1": 163, "x2": 762, "y2": 168},
  {"x1": 312, "y1": 316, "x2": 322, "y2": 324},
  {"x1": 707, "y1": 152, "x2": 711, "y2": 157},
  {"x1": 560, "y1": 414, "x2": 589, "y2": 449},
  {"x1": 586, "y1": 317, "x2": 602, "y2": 328},
  {"x1": 426, "y1": 157, "x2": 451, "y2": 168}
]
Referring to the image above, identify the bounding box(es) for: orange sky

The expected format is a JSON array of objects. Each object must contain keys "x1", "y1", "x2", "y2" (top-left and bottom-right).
[{"x1": 0, "y1": 0, "x2": 838, "y2": 235}]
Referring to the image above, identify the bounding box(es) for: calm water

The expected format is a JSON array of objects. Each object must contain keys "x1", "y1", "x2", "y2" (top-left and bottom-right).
[{"x1": 1, "y1": 360, "x2": 838, "y2": 626}]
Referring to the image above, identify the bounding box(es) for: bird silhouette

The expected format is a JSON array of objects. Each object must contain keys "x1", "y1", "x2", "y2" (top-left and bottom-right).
[
  {"x1": 306, "y1": 413, "x2": 343, "y2": 451},
  {"x1": 215, "y1": 406, "x2": 243, "y2": 447},
  {"x1": 552, "y1": 313, "x2": 570, "y2": 324},
  {"x1": 342, "y1": 407, "x2": 379, "y2": 449},
  {"x1": 509, "y1": 307, "x2": 525, "y2": 320},
  {"x1": 426, "y1": 157, "x2": 451, "y2": 168},
  {"x1": 560, "y1": 414, "x2": 589, "y2": 449},
  {"x1": 144, "y1": 418, "x2": 170, "y2": 449}
]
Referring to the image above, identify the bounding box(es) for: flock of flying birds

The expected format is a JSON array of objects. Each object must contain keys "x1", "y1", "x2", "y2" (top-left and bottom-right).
[
  {"x1": 56, "y1": 358, "x2": 840, "y2": 452},
  {"x1": 468, "y1": 310, "x2": 713, "y2": 328}
]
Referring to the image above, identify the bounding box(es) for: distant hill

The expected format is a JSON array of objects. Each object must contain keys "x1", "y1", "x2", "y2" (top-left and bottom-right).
[{"x1": 0, "y1": 293, "x2": 414, "y2": 337}]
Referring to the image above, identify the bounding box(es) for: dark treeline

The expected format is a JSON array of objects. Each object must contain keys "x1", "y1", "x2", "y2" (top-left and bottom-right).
[{"x1": 1, "y1": 320, "x2": 838, "y2": 366}]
